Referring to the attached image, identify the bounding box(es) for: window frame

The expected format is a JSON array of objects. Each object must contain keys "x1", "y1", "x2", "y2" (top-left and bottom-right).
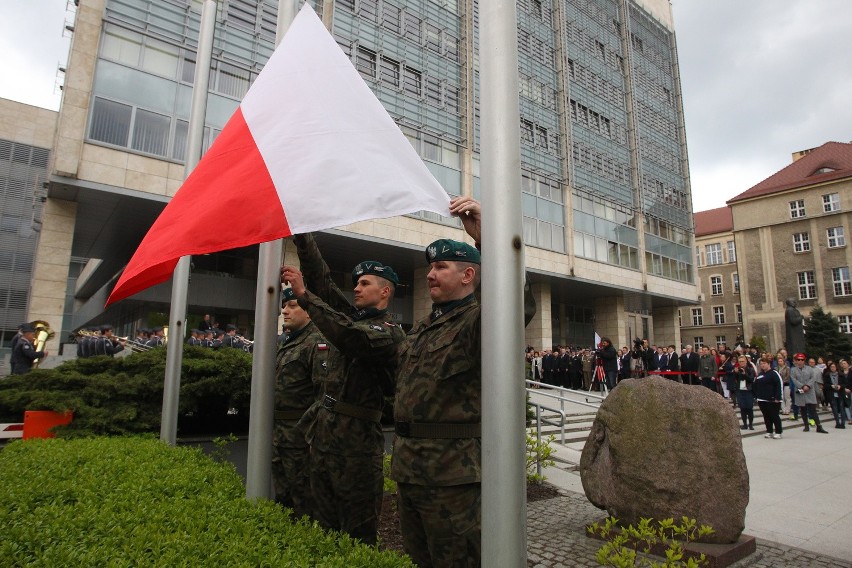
[
  {"x1": 789, "y1": 199, "x2": 806, "y2": 219},
  {"x1": 705, "y1": 243, "x2": 723, "y2": 265},
  {"x1": 713, "y1": 306, "x2": 726, "y2": 325},
  {"x1": 832, "y1": 267, "x2": 851, "y2": 297},
  {"x1": 827, "y1": 226, "x2": 846, "y2": 248},
  {"x1": 691, "y1": 308, "x2": 703, "y2": 327},
  {"x1": 710, "y1": 275, "x2": 723, "y2": 296},
  {"x1": 823, "y1": 192, "x2": 840, "y2": 213},
  {"x1": 797, "y1": 270, "x2": 817, "y2": 300},
  {"x1": 792, "y1": 232, "x2": 811, "y2": 253}
]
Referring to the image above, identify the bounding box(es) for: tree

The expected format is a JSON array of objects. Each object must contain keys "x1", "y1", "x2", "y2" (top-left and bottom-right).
[{"x1": 805, "y1": 305, "x2": 852, "y2": 361}]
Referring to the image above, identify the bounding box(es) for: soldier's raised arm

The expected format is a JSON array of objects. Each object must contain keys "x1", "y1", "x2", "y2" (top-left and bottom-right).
[{"x1": 291, "y1": 233, "x2": 351, "y2": 313}]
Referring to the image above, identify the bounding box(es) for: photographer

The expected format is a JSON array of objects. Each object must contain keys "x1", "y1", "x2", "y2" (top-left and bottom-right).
[
  {"x1": 595, "y1": 337, "x2": 618, "y2": 389},
  {"x1": 629, "y1": 338, "x2": 655, "y2": 378}
]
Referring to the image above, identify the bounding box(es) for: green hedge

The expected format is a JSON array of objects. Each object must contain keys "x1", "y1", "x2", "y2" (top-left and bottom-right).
[
  {"x1": 0, "y1": 347, "x2": 253, "y2": 437},
  {"x1": 0, "y1": 436, "x2": 412, "y2": 567}
]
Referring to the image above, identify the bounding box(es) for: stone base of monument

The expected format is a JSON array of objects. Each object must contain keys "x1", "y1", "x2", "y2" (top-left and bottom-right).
[{"x1": 587, "y1": 520, "x2": 757, "y2": 568}]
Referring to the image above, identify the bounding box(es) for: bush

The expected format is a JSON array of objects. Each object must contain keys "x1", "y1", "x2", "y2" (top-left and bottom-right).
[
  {"x1": 0, "y1": 347, "x2": 253, "y2": 437},
  {"x1": 0, "y1": 436, "x2": 412, "y2": 567},
  {"x1": 589, "y1": 517, "x2": 714, "y2": 567}
]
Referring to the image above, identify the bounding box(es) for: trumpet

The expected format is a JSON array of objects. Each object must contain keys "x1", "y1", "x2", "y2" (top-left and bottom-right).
[{"x1": 33, "y1": 320, "x2": 54, "y2": 368}]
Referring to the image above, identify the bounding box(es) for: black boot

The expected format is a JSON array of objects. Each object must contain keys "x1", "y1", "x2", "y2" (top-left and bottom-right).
[{"x1": 817, "y1": 426, "x2": 828, "y2": 434}]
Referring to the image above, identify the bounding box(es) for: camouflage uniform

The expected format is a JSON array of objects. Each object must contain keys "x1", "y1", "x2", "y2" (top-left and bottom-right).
[
  {"x1": 272, "y1": 320, "x2": 327, "y2": 519},
  {"x1": 392, "y1": 295, "x2": 482, "y2": 567},
  {"x1": 294, "y1": 234, "x2": 404, "y2": 545}
]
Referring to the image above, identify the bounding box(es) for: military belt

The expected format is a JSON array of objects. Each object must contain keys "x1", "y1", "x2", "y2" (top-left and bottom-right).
[
  {"x1": 274, "y1": 409, "x2": 308, "y2": 421},
  {"x1": 395, "y1": 422, "x2": 481, "y2": 439},
  {"x1": 322, "y1": 395, "x2": 383, "y2": 423}
]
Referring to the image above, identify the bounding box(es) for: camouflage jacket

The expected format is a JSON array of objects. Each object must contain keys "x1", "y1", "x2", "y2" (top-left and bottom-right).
[
  {"x1": 391, "y1": 297, "x2": 481, "y2": 486},
  {"x1": 274, "y1": 321, "x2": 328, "y2": 448},
  {"x1": 294, "y1": 234, "x2": 404, "y2": 456}
]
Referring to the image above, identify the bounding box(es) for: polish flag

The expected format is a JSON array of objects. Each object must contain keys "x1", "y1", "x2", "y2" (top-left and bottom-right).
[{"x1": 106, "y1": 4, "x2": 450, "y2": 306}]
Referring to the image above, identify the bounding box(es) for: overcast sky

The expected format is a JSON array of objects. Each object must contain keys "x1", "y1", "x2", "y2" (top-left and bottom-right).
[{"x1": 1, "y1": 1, "x2": 850, "y2": 213}]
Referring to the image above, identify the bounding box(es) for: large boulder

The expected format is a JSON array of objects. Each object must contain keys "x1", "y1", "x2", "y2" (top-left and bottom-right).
[{"x1": 580, "y1": 378, "x2": 749, "y2": 544}]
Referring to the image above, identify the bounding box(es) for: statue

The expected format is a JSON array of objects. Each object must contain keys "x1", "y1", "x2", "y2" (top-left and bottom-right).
[{"x1": 784, "y1": 298, "x2": 805, "y2": 355}]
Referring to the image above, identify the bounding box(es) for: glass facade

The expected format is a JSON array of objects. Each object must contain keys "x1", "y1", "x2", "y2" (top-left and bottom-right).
[
  {"x1": 0, "y1": 139, "x2": 48, "y2": 350},
  {"x1": 85, "y1": 0, "x2": 692, "y2": 277}
]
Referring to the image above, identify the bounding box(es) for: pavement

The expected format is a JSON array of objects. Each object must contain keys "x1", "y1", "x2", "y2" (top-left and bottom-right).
[{"x1": 526, "y1": 386, "x2": 852, "y2": 567}]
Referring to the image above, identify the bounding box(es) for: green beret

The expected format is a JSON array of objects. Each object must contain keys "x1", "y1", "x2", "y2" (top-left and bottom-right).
[
  {"x1": 352, "y1": 261, "x2": 400, "y2": 287},
  {"x1": 425, "y1": 239, "x2": 481, "y2": 265},
  {"x1": 281, "y1": 286, "x2": 297, "y2": 302}
]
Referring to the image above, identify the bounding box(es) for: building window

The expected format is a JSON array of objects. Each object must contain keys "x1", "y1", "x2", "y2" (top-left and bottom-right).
[
  {"x1": 694, "y1": 336, "x2": 704, "y2": 349},
  {"x1": 710, "y1": 275, "x2": 723, "y2": 295},
  {"x1": 839, "y1": 315, "x2": 852, "y2": 334},
  {"x1": 716, "y1": 336, "x2": 726, "y2": 348},
  {"x1": 732, "y1": 272, "x2": 740, "y2": 294},
  {"x1": 379, "y1": 55, "x2": 400, "y2": 87},
  {"x1": 832, "y1": 267, "x2": 851, "y2": 296},
  {"x1": 823, "y1": 192, "x2": 841, "y2": 213},
  {"x1": 797, "y1": 270, "x2": 816, "y2": 300},
  {"x1": 713, "y1": 306, "x2": 726, "y2": 325},
  {"x1": 678, "y1": 310, "x2": 682, "y2": 327},
  {"x1": 789, "y1": 199, "x2": 806, "y2": 218},
  {"x1": 403, "y1": 66, "x2": 421, "y2": 96},
  {"x1": 792, "y1": 232, "x2": 810, "y2": 253},
  {"x1": 89, "y1": 97, "x2": 132, "y2": 147},
  {"x1": 694, "y1": 245, "x2": 702, "y2": 267},
  {"x1": 736, "y1": 304, "x2": 742, "y2": 323},
  {"x1": 705, "y1": 243, "x2": 722, "y2": 265},
  {"x1": 827, "y1": 227, "x2": 846, "y2": 248},
  {"x1": 727, "y1": 240, "x2": 736, "y2": 262},
  {"x1": 691, "y1": 308, "x2": 703, "y2": 326},
  {"x1": 356, "y1": 46, "x2": 376, "y2": 80}
]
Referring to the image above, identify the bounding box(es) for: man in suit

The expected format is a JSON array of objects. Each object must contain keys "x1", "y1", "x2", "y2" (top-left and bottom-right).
[
  {"x1": 680, "y1": 344, "x2": 699, "y2": 385},
  {"x1": 542, "y1": 349, "x2": 556, "y2": 386}
]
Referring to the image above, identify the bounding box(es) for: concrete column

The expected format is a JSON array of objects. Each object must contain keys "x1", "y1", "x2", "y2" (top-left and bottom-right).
[
  {"x1": 653, "y1": 306, "x2": 680, "y2": 349},
  {"x1": 28, "y1": 199, "x2": 77, "y2": 353},
  {"x1": 594, "y1": 295, "x2": 626, "y2": 346},
  {"x1": 412, "y1": 266, "x2": 431, "y2": 324},
  {"x1": 524, "y1": 281, "x2": 552, "y2": 351}
]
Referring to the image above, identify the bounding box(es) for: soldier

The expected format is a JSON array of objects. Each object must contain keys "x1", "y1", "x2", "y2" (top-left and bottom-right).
[
  {"x1": 222, "y1": 324, "x2": 241, "y2": 349},
  {"x1": 10, "y1": 322, "x2": 48, "y2": 375},
  {"x1": 280, "y1": 234, "x2": 404, "y2": 545},
  {"x1": 272, "y1": 287, "x2": 327, "y2": 518},
  {"x1": 211, "y1": 328, "x2": 225, "y2": 349},
  {"x1": 147, "y1": 327, "x2": 165, "y2": 348},
  {"x1": 98, "y1": 325, "x2": 126, "y2": 356},
  {"x1": 391, "y1": 196, "x2": 535, "y2": 567},
  {"x1": 186, "y1": 329, "x2": 199, "y2": 346}
]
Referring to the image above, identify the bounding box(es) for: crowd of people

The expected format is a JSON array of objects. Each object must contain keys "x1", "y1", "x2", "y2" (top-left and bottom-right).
[{"x1": 526, "y1": 339, "x2": 852, "y2": 440}]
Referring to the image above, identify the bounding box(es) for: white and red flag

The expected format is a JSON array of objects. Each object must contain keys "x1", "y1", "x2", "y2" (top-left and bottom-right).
[{"x1": 106, "y1": 4, "x2": 450, "y2": 306}]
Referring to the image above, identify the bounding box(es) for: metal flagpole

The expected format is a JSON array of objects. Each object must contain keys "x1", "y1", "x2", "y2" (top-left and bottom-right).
[
  {"x1": 161, "y1": 0, "x2": 217, "y2": 446},
  {"x1": 480, "y1": 0, "x2": 526, "y2": 565},
  {"x1": 244, "y1": 0, "x2": 298, "y2": 501}
]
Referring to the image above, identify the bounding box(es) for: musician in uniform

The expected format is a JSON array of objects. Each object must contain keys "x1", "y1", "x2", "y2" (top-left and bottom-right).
[
  {"x1": 98, "y1": 325, "x2": 126, "y2": 356},
  {"x1": 147, "y1": 327, "x2": 165, "y2": 348},
  {"x1": 222, "y1": 324, "x2": 241, "y2": 349},
  {"x1": 10, "y1": 322, "x2": 48, "y2": 375}
]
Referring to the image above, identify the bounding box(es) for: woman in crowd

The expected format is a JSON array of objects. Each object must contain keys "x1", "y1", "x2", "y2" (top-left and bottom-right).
[
  {"x1": 734, "y1": 354, "x2": 756, "y2": 430},
  {"x1": 531, "y1": 351, "x2": 543, "y2": 385},
  {"x1": 841, "y1": 359, "x2": 852, "y2": 422},
  {"x1": 823, "y1": 361, "x2": 847, "y2": 429},
  {"x1": 754, "y1": 357, "x2": 784, "y2": 439},
  {"x1": 776, "y1": 354, "x2": 791, "y2": 416}
]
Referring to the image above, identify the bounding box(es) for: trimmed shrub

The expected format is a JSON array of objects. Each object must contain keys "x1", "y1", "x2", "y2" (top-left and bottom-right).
[
  {"x1": 0, "y1": 347, "x2": 253, "y2": 437},
  {"x1": 0, "y1": 436, "x2": 412, "y2": 566}
]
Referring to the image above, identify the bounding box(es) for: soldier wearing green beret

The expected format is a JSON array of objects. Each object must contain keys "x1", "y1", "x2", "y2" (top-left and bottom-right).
[
  {"x1": 280, "y1": 236, "x2": 404, "y2": 545},
  {"x1": 391, "y1": 196, "x2": 534, "y2": 567},
  {"x1": 271, "y1": 286, "x2": 328, "y2": 520}
]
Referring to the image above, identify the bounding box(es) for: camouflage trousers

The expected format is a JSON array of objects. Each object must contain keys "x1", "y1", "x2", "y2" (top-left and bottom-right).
[
  {"x1": 271, "y1": 442, "x2": 313, "y2": 520},
  {"x1": 310, "y1": 448, "x2": 383, "y2": 545},
  {"x1": 397, "y1": 482, "x2": 481, "y2": 568}
]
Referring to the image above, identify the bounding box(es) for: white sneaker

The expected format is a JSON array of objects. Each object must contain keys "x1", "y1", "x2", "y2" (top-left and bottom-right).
[
  {"x1": 764, "y1": 433, "x2": 773, "y2": 438},
  {"x1": 773, "y1": 433, "x2": 782, "y2": 439}
]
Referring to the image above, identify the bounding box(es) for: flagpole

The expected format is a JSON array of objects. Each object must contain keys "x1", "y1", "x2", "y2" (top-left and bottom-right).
[
  {"x1": 244, "y1": 0, "x2": 298, "y2": 501},
  {"x1": 480, "y1": 0, "x2": 526, "y2": 566},
  {"x1": 161, "y1": 0, "x2": 217, "y2": 446}
]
